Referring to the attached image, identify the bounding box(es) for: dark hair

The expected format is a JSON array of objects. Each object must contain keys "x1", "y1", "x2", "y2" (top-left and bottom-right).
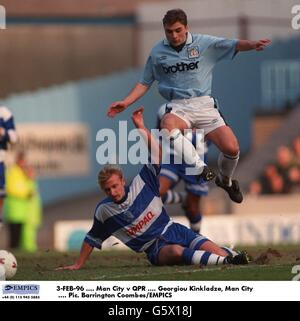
[{"x1": 163, "y1": 9, "x2": 187, "y2": 26}]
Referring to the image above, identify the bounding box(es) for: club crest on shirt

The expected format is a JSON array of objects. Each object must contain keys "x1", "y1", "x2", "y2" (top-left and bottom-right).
[{"x1": 187, "y1": 47, "x2": 200, "y2": 59}]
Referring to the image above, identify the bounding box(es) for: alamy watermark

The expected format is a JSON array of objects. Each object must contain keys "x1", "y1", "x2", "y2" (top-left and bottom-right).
[
  {"x1": 0, "y1": 5, "x2": 6, "y2": 29},
  {"x1": 96, "y1": 121, "x2": 205, "y2": 175},
  {"x1": 291, "y1": 5, "x2": 300, "y2": 30}
]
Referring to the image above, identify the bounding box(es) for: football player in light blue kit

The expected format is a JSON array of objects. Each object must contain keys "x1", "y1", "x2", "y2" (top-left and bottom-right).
[
  {"x1": 0, "y1": 106, "x2": 18, "y2": 225},
  {"x1": 108, "y1": 8, "x2": 271, "y2": 204},
  {"x1": 57, "y1": 107, "x2": 249, "y2": 270}
]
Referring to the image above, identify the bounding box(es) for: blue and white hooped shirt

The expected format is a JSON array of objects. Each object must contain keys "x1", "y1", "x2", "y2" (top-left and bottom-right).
[{"x1": 85, "y1": 163, "x2": 173, "y2": 253}]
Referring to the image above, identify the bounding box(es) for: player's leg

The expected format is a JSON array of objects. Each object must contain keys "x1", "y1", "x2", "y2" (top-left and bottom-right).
[
  {"x1": 159, "y1": 166, "x2": 186, "y2": 205},
  {"x1": 206, "y1": 125, "x2": 243, "y2": 203},
  {"x1": 181, "y1": 165, "x2": 208, "y2": 233},
  {"x1": 197, "y1": 240, "x2": 228, "y2": 256},
  {"x1": 20, "y1": 223, "x2": 38, "y2": 253},
  {"x1": 157, "y1": 243, "x2": 248, "y2": 266},
  {"x1": 188, "y1": 233, "x2": 249, "y2": 266},
  {"x1": 160, "y1": 181, "x2": 203, "y2": 233},
  {"x1": 157, "y1": 244, "x2": 185, "y2": 265},
  {"x1": 206, "y1": 125, "x2": 239, "y2": 183},
  {"x1": 161, "y1": 113, "x2": 214, "y2": 181},
  {"x1": 159, "y1": 175, "x2": 174, "y2": 195},
  {"x1": 160, "y1": 176, "x2": 186, "y2": 205},
  {"x1": 197, "y1": 240, "x2": 249, "y2": 265},
  {"x1": 179, "y1": 223, "x2": 248, "y2": 265},
  {"x1": 150, "y1": 238, "x2": 248, "y2": 266},
  {"x1": 184, "y1": 193, "x2": 202, "y2": 233},
  {"x1": 157, "y1": 243, "x2": 229, "y2": 266},
  {"x1": 152, "y1": 223, "x2": 248, "y2": 266}
]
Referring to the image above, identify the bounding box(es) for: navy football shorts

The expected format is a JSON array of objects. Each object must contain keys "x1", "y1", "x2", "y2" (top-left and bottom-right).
[{"x1": 145, "y1": 223, "x2": 209, "y2": 265}]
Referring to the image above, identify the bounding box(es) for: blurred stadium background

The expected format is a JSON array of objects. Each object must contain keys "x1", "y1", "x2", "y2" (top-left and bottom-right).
[{"x1": 0, "y1": 0, "x2": 300, "y2": 256}]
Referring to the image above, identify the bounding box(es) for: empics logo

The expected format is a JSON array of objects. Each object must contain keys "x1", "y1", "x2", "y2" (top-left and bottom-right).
[
  {"x1": 0, "y1": 5, "x2": 6, "y2": 29},
  {"x1": 291, "y1": 5, "x2": 300, "y2": 30},
  {"x1": 2, "y1": 284, "x2": 40, "y2": 294}
]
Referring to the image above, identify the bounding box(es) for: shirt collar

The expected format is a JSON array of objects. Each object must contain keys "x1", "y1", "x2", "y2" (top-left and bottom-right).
[{"x1": 163, "y1": 31, "x2": 193, "y2": 46}]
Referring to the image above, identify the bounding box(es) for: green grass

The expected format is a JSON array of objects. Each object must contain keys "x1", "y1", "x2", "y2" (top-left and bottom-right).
[{"x1": 11, "y1": 244, "x2": 300, "y2": 281}]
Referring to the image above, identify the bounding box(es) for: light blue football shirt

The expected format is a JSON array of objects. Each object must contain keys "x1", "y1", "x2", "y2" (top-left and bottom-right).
[{"x1": 140, "y1": 32, "x2": 238, "y2": 101}]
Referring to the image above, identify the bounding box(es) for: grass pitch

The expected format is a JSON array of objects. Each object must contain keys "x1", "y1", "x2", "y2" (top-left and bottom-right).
[{"x1": 11, "y1": 244, "x2": 300, "y2": 281}]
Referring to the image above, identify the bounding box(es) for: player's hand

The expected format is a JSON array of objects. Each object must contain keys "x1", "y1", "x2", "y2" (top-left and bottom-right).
[
  {"x1": 254, "y1": 39, "x2": 271, "y2": 51},
  {"x1": 55, "y1": 264, "x2": 82, "y2": 271},
  {"x1": 107, "y1": 101, "x2": 127, "y2": 118},
  {"x1": 131, "y1": 106, "x2": 145, "y2": 129}
]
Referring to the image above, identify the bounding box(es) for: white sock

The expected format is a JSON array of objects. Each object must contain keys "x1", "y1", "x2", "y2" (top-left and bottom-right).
[
  {"x1": 221, "y1": 246, "x2": 238, "y2": 257},
  {"x1": 218, "y1": 152, "x2": 239, "y2": 186},
  {"x1": 163, "y1": 190, "x2": 186, "y2": 204},
  {"x1": 169, "y1": 129, "x2": 206, "y2": 174},
  {"x1": 190, "y1": 221, "x2": 202, "y2": 233}
]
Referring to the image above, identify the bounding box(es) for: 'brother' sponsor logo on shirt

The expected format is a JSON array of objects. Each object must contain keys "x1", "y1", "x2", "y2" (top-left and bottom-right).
[{"x1": 162, "y1": 61, "x2": 199, "y2": 74}]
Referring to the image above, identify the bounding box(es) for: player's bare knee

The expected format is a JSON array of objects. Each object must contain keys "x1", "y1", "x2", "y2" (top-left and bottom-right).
[
  {"x1": 223, "y1": 144, "x2": 240, "y2": 157},
  {"x1": 170, "y1": 245, "x2": 184, "y2": 258}
]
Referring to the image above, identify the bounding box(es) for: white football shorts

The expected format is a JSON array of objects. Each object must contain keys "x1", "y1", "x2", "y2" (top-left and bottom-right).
[{"x1": 166, "y1": 96, "x2": 226, "y2": 135}]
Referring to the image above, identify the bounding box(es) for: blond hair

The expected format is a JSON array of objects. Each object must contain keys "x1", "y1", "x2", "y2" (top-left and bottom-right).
[{"x1": 98, "y1": 165, "x2": 123, "y2": 189}]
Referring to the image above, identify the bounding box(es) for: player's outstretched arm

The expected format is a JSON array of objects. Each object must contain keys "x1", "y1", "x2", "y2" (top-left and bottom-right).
[
  {"x1": 236, "y1": 39, "x2": 271, "y2": 52},
  {"x1": 107, "y1": 82, "x2": 149, "y2": 118},
  {"x1": 131, "y1": 107, "x2": 162, "y2": 164},
  {"x1": 55, "y1": 241, "x2": 94, "y2": 271}
]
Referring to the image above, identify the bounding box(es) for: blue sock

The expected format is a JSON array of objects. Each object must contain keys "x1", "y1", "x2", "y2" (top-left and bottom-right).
[
  {"x1": 187, "y1": 213, "x2": 202, "y2": 224},
  {"x1": 182, "y1": 248, "x2": 195, "y2": 264}
]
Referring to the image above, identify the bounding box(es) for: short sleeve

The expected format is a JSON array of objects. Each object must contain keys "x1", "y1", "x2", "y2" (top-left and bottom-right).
[
  {"x1": 84, "y1": 213, "x2": 111, "y2": 249},
  {"x1": 204, "y1": 35, "x2": 238, "y2": 62},
  {"x1": 139, "y1": 56, "x2": 155, "y2": 86}
]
